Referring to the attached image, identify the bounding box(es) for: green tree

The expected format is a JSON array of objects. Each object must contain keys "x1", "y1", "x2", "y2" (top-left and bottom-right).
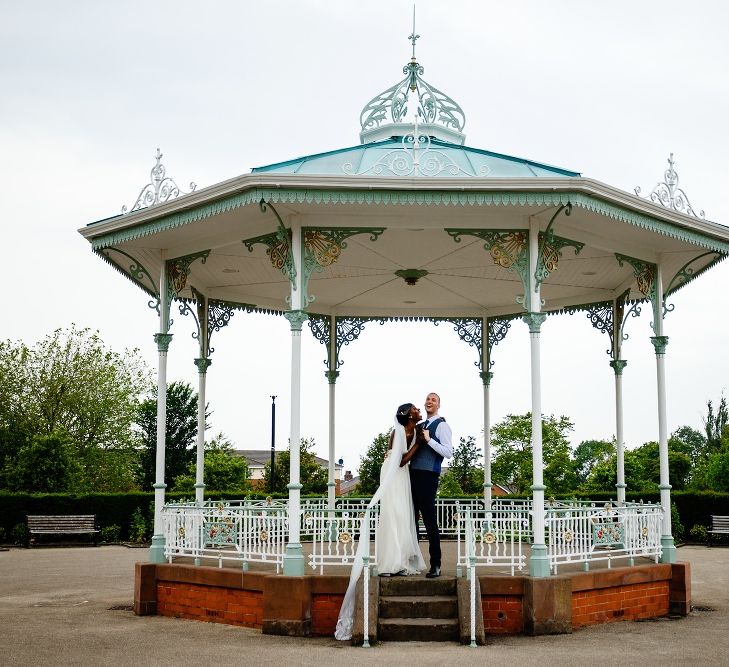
[
  {"x1": 137, "y1": 381, "x2": 208, "y2": 489},
  {"x1": 704, "y1": 396, "x2": 728, "y2": 453},
  {"x1": 0, "y1": 327, "x2": 150, "y2": 492},
  {"x1": 447, "y1": 435, "x2": 482, "y2": 494},
  {"x1": 669, "y1": 426, "x2": 706, "y2": 470},
  {"x1": 584, "y1": 441, "x2": 692, "y2": 492},
  {"x1": 490, "y1": 413, "x2": 576, "y2": 495},
  {"x1": 573, "y1": 439, "x2": 614, "y2": 487},
  {"x1": 263, "y1": 437, "x2": 328, "y2": 494},
  {"x1": 356, "y1": 431, "x2": 391, "y2": 495},
  {"x1": 173, "y1": 433, "x2": 250, "y2": 492},
  {"x1": 2, "y1": 431, "x2": 80, "y2": 492}
]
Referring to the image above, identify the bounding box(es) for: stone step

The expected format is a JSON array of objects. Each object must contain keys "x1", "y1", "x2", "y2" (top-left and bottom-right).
[
  {"x1": 379, "y1": 595, "x2": 458, "y2": 619},
  {"x1": 379, "y1": 576, "x2": 457, "y2": 597},
  {"x1": 379, "y1": 617, "x2": 460, "y2": 642}
]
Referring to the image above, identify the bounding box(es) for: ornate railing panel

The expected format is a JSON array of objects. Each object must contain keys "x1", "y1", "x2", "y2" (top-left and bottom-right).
[
  {"x1": 163, "y1": 501, "x2": 287, "y2": 571},
  {"x1": 457, "y1": 508, "x2": 530, "y2": 576},
  {"x1": 306, "y1": 507, "x2": 380, "y2": 575},
  {"x1": 545, "y1": 502, "x2": 662, "y2": 572}
]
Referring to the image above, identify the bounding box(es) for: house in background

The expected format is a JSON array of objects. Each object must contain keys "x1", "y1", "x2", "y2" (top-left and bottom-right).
[{"x1": 234, "y1": 450, "x2": 344, "y2": 493}]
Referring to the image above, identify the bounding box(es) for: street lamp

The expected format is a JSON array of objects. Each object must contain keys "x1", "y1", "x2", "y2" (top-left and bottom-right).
[{"x1": 270, "y1": 396, "x2": 277, "y2": 493}]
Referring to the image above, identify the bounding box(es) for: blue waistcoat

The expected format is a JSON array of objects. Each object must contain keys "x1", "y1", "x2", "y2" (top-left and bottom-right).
[{"x1": 409, "y1": 417, "x2": 446, "y2": 474}]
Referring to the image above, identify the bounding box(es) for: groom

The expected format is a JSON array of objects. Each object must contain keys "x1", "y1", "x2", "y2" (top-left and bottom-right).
[{"x1": 409, "y1": 392, "x2": 453, "y2": 578}]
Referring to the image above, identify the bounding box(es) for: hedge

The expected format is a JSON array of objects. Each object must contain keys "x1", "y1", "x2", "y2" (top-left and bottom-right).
[
  {"x1": 1, "y1": 489, "x2": 727, "y2": 544},
  {"x1": 0, "y1": 490, "x2": 289, "y2": 542}
]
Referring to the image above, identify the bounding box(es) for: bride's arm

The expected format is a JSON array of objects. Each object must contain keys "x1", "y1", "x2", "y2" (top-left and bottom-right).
[{"x1": 399, "y1": 429, "x2": 422, "y2": 467}]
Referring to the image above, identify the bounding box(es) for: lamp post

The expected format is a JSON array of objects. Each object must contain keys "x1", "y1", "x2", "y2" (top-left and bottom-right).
[{"x1": 270, "y1": 396, "x2": 277, "y2": 493}]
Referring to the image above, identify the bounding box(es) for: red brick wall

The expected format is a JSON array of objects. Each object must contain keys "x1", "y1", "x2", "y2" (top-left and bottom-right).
[
  {"x1": 157, "y1": 581, "x2": 263, "y2": 628},
  {"x1": 481, "y1": 594, "x2": 524, "y2": 634},
  {"x1": 311, "y1": 593, "x2": 344, "y2": 635},
  {"x1": 572, "y1": 580, "x2": 669, "y2": 627}
]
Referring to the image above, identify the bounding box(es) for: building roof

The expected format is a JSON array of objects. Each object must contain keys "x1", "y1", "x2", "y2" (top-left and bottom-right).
[{"x1": 234, "y1": 450, "x2": 342, "y2": 470}]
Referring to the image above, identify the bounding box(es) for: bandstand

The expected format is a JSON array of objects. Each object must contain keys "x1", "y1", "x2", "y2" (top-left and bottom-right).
[{"x1": 81, "y1": 31, "x2": 727, "y2": 640}]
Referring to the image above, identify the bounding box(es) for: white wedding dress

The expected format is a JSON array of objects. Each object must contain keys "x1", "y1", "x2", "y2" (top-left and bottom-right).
[{"x1": 334, "y1": 422, "x2": 425, "y2": 640}]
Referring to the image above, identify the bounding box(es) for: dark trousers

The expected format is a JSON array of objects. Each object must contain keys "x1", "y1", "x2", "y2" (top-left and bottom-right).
[{"x1": 409, "y1": 468, "x2": 441, "y2": 568}]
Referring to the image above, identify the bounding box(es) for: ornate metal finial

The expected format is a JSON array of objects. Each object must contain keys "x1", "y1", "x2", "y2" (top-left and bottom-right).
[
  {"x1": 358, "y1": 19, "x2": 466, "y2": 145},
  {"x1": 122, "y1": 148, "x2": 196, "y2": 214},
  {"x1": 408, "y1": 5, "x2": 420, "y2": 63},
  {"x1": 635, "y1": 153, "x2": 704, "y2": 218}
]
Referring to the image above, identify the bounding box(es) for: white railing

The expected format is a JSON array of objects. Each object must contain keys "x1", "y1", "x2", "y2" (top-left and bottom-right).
[
  {"x1": 457, "y1": 508, "x2": 530, "y2": 576},
  {"x1": 546, "y1": 501, "x2": 663, "y2": 572},
  {"x1": 305, "y1": 507, "x2": 379, "y2": 574},
  {"x1": 163, "y1": 501, "x2": 287, "y2": 571}
]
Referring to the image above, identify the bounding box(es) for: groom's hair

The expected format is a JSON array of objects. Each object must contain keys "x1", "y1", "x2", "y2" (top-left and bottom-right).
[{"x1": 396, "y1": 403, "x2": 415, "y2": 426}]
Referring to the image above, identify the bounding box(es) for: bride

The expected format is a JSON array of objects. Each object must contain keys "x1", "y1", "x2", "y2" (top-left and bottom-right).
[{"x1": 334, "y1": 402, "x2": 426, "y2": 640}]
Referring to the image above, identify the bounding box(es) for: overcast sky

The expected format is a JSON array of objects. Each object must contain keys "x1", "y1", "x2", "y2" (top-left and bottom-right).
[{"x1": 2, "y1": 0, "x2": 728, "y2": 476}]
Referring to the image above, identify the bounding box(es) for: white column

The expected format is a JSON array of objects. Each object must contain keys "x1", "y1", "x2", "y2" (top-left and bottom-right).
[
  {"x1": 481, "y1": 317, "x2": 493, "y2": 510},
  {"x1": 194, "y1": 359, "x2": 211, "y2": 504},
  {"x1": 481, "y1": 371, "x2": 493, "y2": 510},
  {"x1": 283, "y1": 219, "x2": 306, "y2": 576},
  {"x1": 610, "y1": 360, "x2": 627, "y2": 504},
  {"x1": 150, "y1": 264, "x2": 172, "y2": 564},
  {"x1": 651, "y1": 264, "x2": 676, "y2": 562},
  {"x1": 326, "y1": 316, "x2": 338, "y2": 510},
  {"x1": 194, "y1": 294, "x2": 210, "y2": 505},
  {"x1": 526, "y1": 218, "x2": 549, "y2": 577}
]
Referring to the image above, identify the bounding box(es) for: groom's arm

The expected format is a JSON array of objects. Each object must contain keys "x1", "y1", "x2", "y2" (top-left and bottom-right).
[{"x1": 424, "y1": 421, "x2": 453, "y2": 459}]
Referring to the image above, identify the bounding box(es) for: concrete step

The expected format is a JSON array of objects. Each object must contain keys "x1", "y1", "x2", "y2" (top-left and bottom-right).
[
  {"x1": 379, "y1": 617, "x2": 460, "y2": 642},
  {"x1": 379, "y1": 576, "x2": 457, "y2": 597},
  {"x1": 379, "y1": 595, "x2": 458, "y2": 619}
]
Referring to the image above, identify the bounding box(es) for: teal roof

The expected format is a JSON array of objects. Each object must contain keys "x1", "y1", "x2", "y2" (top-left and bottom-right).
[{"x1": 251, "y1": 137, "x2": 580, "y2": 178}]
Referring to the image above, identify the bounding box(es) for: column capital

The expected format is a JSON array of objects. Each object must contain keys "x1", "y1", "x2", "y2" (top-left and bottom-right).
[
  {"x1": 325, "y1": 370, "x2": 340, "y2": 384},
  {"x1": 153, "y1": 332, "x2": 173, "y2": 352},
  {"x1": 650, "y1": 335, "x2": 669, "y2": 355},
  {"x1": 479, "y1": 370, "x2": 494, "y2": 386},
  {"x1": 194, "y1": 357, "x2": 212, "y2": 373},
  {"x1": 522, "y1": 312, "x2": 547, "y2": 333},
  {"x1": 284, "y1": 309, "x2": 309, "y2": 331},
  {"x1": 609, "y1": 359, "x2": 628, "y2": 375}
]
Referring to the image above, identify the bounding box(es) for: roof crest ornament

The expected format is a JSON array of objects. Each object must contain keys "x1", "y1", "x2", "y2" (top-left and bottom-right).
[
  {"x1": 634, "y1": 153, "x2": 704, "y2": 218},
  {"x1": 122, "y1": 148, "x2": 197, "y2": 214},
  {"x1": 358, "y1": 12, "x2": 466, "y2": 145}
]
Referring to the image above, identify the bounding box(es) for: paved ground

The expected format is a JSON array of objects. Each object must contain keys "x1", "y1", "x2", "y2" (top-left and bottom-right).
[{"x1": 1, "y1": 545, "x2": 728, "y2": 666}]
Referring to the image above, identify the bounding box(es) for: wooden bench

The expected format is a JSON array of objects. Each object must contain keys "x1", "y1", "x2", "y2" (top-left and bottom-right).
[
  {"x1": 26, "y1": 515, "x2": 100, "y2": 547},
  {"x1": 708, "y1": 515, "x2": 729, "y2": 547}
]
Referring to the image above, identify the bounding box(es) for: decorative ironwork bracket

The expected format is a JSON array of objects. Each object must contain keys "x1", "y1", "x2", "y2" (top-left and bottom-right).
[
  {"x1": 615, "y1": 253, "x2": 659, "y2": 331},
  {"x1": 245, "y1": 200, "x2": 297, "y2": 290},
  {"x1": 96, "y1": 247, "x2": 160, "y2": 313},
  {"x1": 663, "y1": 251, "x2": 725, "y2": 316},
  {"x1": 301, "y1": 228, "x2": 385, "y2": 306},
  {"x1": 308, "y1": 314, "x2": 369, "y2": 372},
  {"x1": 178, "y1": 289, "x2": 256, "y2": 358},
  {"x1": 446, "y1": 229, "x2": 530, "y2": 308},
  {"x1": 535, "y1": 204, "x2": 583, "y2": 290}
]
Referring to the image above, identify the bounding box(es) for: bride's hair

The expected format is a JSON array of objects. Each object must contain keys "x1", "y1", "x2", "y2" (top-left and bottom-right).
[{"x1": 395, "y1": 402, "x2": 415, "y2": 426}]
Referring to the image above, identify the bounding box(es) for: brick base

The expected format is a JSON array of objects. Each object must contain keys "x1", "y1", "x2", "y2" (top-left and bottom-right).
[
  {"x1": 481, "y1": 595, "x2": 524, "y2": 634},
  {"x1": 157, "y1": 581, "x2": 263, "y2": 628},
  {"x1": 134, "y1": 561, "x2": 689, "y2": 638}
]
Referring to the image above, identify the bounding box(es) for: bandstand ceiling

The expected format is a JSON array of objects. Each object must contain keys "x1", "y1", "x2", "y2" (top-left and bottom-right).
[{"x1": 80, "y1": 173, "x2": 729, "y2": 320}]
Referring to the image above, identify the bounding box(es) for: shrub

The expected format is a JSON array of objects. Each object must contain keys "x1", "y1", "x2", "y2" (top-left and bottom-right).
[
  {"x1": 11, "y1": 522, "x2": 28, "y2": 546},
  {"x1": 689, "y1": 524, "x2": 708, "y2": 543},
  {"x1": 671, "y1": 501, "x2": 684, "y2": 541},
  {"x1": 129, "y1": 508, "x2": 147, "y2": 543},
  {"x1": 101, "y1": 524, "x2": 121, "y2": 543}
]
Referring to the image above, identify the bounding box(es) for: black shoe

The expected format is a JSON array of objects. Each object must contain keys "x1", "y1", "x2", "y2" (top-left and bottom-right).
[{"x1": 425, "y1": 566, "x2": 441, "y2": 579}]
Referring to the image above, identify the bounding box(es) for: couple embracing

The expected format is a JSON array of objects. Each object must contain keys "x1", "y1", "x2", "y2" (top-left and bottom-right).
[{"x1": 335, "y1": 392, "x2": 453, "y2": 641}]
